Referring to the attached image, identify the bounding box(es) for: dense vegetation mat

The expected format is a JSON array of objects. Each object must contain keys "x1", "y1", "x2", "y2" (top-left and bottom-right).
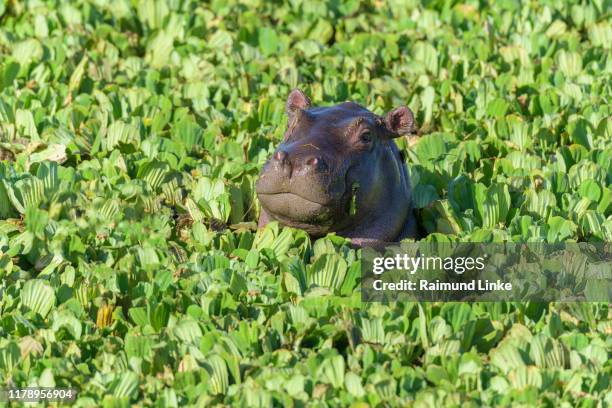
[{"x1": 0, "y1": 0, "x2": 610, "y2": 406}]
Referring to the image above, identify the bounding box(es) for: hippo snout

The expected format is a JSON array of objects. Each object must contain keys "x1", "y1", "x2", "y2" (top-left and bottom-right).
[
  {"x1": 256, "y1": 146, "x2": 343, "y2": 205},
  {"x1": 271, "y1": 148, "x2": 330, "y2": 178},
  {"x1": 255, "y1": 144, "x2": 348, "y2": 232}
]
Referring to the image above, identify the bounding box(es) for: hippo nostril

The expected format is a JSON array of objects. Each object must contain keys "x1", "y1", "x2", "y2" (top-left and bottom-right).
[
  {"x1": 273, "y1": 149, "x2": 292, "y2": 176},
  {"x1": 306, "y1": 157, "x2": 319, "y2": 166},
  {"x1": 305, "y1": 156, "x2": 328, "y2": 172},
  {"x1": 274, "y1": 150, "x2": 288, "y2": 163}
]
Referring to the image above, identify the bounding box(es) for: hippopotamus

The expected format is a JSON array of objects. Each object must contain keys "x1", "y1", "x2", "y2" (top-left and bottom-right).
[{"x1": 255, "y1": 89, "x2": 417, "y2": 247}]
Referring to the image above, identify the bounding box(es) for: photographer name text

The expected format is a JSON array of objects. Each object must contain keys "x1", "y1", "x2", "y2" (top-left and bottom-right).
[{"x1": 372, "y1": 279, "x2": 512, "y2": 292}]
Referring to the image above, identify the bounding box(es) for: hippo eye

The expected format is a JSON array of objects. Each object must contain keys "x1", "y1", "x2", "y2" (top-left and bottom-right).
[{"x1": 359, "y1": 132, "x2": 373, "y2": 144}]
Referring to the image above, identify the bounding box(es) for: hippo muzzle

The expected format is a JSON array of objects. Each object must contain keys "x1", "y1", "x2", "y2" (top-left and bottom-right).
[{"x1": 256, "y1": 143, "x2": 349, "y2": 234}]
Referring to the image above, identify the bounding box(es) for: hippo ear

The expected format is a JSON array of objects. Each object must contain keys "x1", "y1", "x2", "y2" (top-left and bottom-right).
[
  {"x1": 384, "y1": 106, "x2": 415, "y2": 137},
  {"x1": 286, "y1": 89, "x2": 311, "y2": 116}
]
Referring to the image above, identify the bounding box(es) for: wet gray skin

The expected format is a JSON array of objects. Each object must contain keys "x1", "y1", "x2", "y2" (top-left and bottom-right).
[{"x1": 256, "y1": 89, "x2": 417, "y2": 247}]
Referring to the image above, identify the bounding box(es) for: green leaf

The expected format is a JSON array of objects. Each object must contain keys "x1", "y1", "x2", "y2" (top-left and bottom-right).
[
  {"x1": 29, "y1": 144, "x2": 67, "y2": 164},
  {"x1": 173, "y1": 318, "x2": 202, "y2": 344},
  {"x1": 308, "y1": 20, "x2": 334, "y2": 44},
  {"x1": 51, "y1": 310, "x2": 83, "y2": 340},
  {"x1": 204, "y1": 354, "x2": 229, "y2": 395},
  {"x1": 21, "y1": 279, "x2": 55, "y2": 318},
  {"x1": 0, "y1": 342, "x2": 21, "y2": 373},
  {"x1": 12, "y1": 39, "x2": 43, "y2": 65},
  {"x1": 24, "y1": 206, "x2": 48, "y2": 237},
  {"x1": 414, "y1": 41, "x2": 439, "y2": 75},
  {"x1": 146, "y1": 31, "x2": 174, "y2": 68},
  {"x1": 307, "y1": 254, "x2": 348, "y2": 291},
  {"x1": 577, "y1": 179, "x2": 602, "y2": 202},
  {"x1": 0, "y1": 60, "x2": 19, "y2": 90},
  {"x1": 105, "y1": 121, "x2": 140, "y2": 151},
  {"x1": 67, "y1": 54, "x2": 88, "y2": 95},
  {"x1": 112, "y1": 371, "x2": 139, "y2": 399},
  {"x1": 508, "y1": 366, "x2": 542, "y2": 389},
  {"x1": 359, "y1": 317, "x2": 385, "y2": 344},
  {"x1": 556, "y1": 50, "x2": 582, "y2": 77},
  {"x1": 318, "y1": 354, "x2": 345, "y2": 389},
  {"x1": 128, "y1": 307, "x2": 149, "y2": 327},
  {"x1": 137, "y1": 159, "x2": 170, "y2": 191},
  {"x1": 523, "y1": 189, "x2": 556, "y2": 220},
  {"x1": 418, "y1": 303, "x2": 430, "y2": 350},
  {"x1": 413, "y1": 184, "x2": 439, "y2": 208},
  {"x1": 125, "y1": 333, "x2": 153, "y2": 359},
  {"x1": 425, "y1": 365, "x2": 449, "y2": 385},
  {"x1": 546, "y1": 216, "x2": 577, "y2": 242},
  {"x1": 258, "y1": 27, "x2": 280, "y2": 56},
  {"x1": 344, "y1": 372, "x2": 365, "y2": 397},
  {"x1": 16, "y1": 109, "x2": 39, "y2": 139},
  {"x1": 568, "y1": 117, "x2": 593, "y2": 148}
]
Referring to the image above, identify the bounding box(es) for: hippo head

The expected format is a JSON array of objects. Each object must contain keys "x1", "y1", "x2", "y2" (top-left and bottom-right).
[{"x1": 256, "y1": 89, "x2": 415, "y2": 238}]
